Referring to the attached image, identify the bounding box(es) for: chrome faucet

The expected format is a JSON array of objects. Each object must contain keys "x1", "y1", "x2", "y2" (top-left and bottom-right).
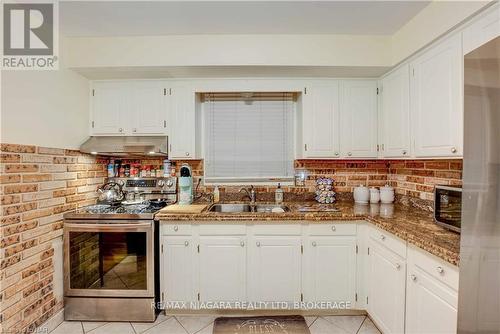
[{"x1": 239, "y1": 186, "x2": 256, "y2": 205}]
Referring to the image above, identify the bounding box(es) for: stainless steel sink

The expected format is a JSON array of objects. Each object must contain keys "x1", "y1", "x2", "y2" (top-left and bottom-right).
[{"x1": 208, "y1": 203, "x2": 290, "y2": 213}]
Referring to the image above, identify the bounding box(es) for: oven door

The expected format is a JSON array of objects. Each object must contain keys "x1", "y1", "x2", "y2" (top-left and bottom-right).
[{"x1": 64, "y1": 220, "x2": 154, "y2": 298}]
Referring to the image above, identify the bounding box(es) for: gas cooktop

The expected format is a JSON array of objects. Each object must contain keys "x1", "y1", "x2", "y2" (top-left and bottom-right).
[{"x1": 64, "y1": 201, "x2": 170, "y2": 220}]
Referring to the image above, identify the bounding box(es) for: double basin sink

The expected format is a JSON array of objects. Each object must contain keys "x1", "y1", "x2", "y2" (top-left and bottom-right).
[{"x1": 207, "y1": 203, "x2": 290, "y2": 213}]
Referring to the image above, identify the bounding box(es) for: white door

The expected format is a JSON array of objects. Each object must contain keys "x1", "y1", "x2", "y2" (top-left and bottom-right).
[
  {"x1": 161, "y1": 236, "x2": 195, "y2": 304},
  {"x1": 249, "y1": 236, "x2": 302, "y2": 303},
  {"x1": 368, "y1": 242, "x2": 406, "y2": 334},
  {"x1": 340, "y1": 81, "x2": 378, "y2": 158},
  {"x1": 91, "y1": 82, "x2": 129, "y2": 135},
  {"x1": 302, "y1": 81, "x2": 340, "y2": 158},
  {"x1": 381, "y1": 65, "x2": 411, "y2": 158},
  {"x1": 406, "y1": 265, "x2": 458, "y2": 334},
  {"x1": 305, "y1": 236, "x2": 356, "y2": 305},
  {"x1": 199, "y1": 236, "x2": 246, "y2": 303},
  {"x1": 168, "y1": 83, "x2": 196, "y2": 159},
  {"x1": 131, "y1": 81, "x2": 167, "y2": 135},
  {"x1": 410, "y1": 34, "x2": 463, "y2": 157}
]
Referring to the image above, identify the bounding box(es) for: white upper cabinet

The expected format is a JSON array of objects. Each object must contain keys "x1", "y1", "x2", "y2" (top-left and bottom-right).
[
  {"x1": 304, "y1": 235, "x2": 356, "y2": 305},
  {"x1": 198, "y1": 236, "x2": 247, "y2": 303},
  {"x1": 462, "y1": 4, "x2": 500, "y2": 55},
  {"x1": 91, "y1": 81, "x2": 167, "y2": 136},
  {"x1": 410, "y1": 34, "x2": 463, "y2": 157},
  {"x1": 91, "y1": 82, "x2": 130, "y2": 135},
  {"x1": 302, "y1": 81, "x2": 341, "y2": 158},
  {"x1": 380, "y1": 65, "x2": 411, "y2": 158},
  {"x1": 131, "y1": 81, "x2": 167, "y2": 135},
  {"x1": 340, "y1": 81, "x2": 378, "y2": 158},
  {"x1": 167, "y1": 82, "x2": 197, "y2": 159}
]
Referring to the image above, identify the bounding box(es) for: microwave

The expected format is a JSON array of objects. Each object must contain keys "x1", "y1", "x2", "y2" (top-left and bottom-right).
[{"x1": 434, "y1": 185, "x2": 462, "y2": 233}]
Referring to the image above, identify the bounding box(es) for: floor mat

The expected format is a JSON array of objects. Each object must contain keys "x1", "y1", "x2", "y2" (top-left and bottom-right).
[{"x1": 213, "y1": 315, "x2": 310, "y2": 334}]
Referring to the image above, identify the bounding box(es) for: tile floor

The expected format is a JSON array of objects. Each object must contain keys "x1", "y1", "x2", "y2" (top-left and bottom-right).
[{"x1": 50, "y1": 314, "x2": 381, "y2": 334}]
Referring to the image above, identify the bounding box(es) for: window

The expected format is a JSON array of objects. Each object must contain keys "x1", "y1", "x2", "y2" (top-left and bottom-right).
[{"x1": 202, "y1": 92, "x2": 296, "y2": 183}]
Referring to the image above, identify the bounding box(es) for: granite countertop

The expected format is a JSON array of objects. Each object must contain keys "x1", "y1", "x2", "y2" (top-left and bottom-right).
[{"x1": 155, "y1": 201, "x2": 460, "y2": 266}]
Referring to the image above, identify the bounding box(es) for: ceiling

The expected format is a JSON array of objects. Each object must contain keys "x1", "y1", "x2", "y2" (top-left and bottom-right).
[{"x1": 60, "y1": 1, "x2": 430, "y2": 37}]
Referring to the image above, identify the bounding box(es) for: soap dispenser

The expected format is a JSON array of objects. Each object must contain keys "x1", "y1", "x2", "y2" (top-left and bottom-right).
[{"x1": 275, "y1": 183, "x2": 284, "y2": 204}]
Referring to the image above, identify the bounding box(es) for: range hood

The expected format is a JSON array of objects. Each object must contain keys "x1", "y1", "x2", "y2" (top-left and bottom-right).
[{"x1": 80, "y1": 136, "x2": 168, "y2": 157}]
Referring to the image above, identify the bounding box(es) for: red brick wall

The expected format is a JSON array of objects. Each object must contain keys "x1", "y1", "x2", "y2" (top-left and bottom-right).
[{"x1": 0, "y1": 144, "x2": 106, "y2": 333}]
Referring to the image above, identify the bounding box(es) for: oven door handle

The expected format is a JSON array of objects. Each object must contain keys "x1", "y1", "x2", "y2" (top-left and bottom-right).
[{"x1": 64, "y1": 222, "x2": 152, "y2": 231}]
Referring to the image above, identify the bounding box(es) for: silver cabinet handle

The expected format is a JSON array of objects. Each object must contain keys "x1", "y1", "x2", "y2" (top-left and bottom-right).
[
  {"x1": 173, "y1": 225, "x2": 178, "y2": 231},
  {"x1": 380, "y1": 235, "x2": 386, "y2": 240},
  {"x1": 331, "y1": 226, "x2": 336, "y2": 231},
  {"x1": 185, "y1": 152, "x2": 190, "y2": 156},
  {"x1": 451, "y1": 147, "x2": 457, "y2": 153},
  {"x1": 132, "y1": 128, "x2": 137, "y2": 133},
  {"x1": 437, "y1": 266, "x2": 444, "y2": 274},
  {"x1": 402, "y1": 150, "x2": 407, "y2": 155},
  {"x1": 312, "y1": 241, "x2": 317, "y2": 247},
  {"x1": 256, "y1": 242, "x2": 261, "y2": 247},
  {"x1": 395, "y1": 263, "x2": 401, "y2": 270},
  {"x1": 118, "y1": 128, "x2": 123, "y2": 133},
  {"x1": 240, "y1": 241, "x2": 245, "y2": 247},
  {"x1": 184, "y1": 241, "x2": 189, "y2": 246},
  {"x1": 410, "y1": 274, "x2": 417, "y2": 281},
  {"x1": 347, "y1": 152, "x2": 352, "y2": 156},
  {"x1": 334, "y1": 152, "x2": 339, "y2": 156}
]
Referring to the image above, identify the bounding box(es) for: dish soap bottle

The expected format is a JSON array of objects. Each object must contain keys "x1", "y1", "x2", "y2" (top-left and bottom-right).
[
  {"x1": 275, "y1": 183, "x2": 284, "y2": 204},
  {"x1": 213, "y1": 186, "x2": 220, "y2": 203}
]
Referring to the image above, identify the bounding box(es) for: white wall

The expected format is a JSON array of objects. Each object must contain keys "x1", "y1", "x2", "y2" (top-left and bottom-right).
[
  {"x1": 65, "y1": 34, "x2": 392, "y2": 69},
  {"x1": 391, "y1": 1, "x2": 491, "y2": 64},
  {"x1": 0, "y1": 39, "x2": 90, "y2": 149}
]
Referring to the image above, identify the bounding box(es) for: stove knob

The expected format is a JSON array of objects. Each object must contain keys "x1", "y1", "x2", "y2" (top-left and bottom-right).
[
  {"x1": 157, "y1": 180, "x2": 165, "y2": 187},
  {"x1": 166, "y1": 179, "x2": 174, "y2": 187}
]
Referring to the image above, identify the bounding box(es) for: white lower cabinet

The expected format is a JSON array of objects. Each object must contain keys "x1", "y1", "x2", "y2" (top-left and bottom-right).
[
  {"x1": 405, "y1": 245, "x2": 459, "y2": 334},
  {"x1": 249, "y1": 236, "x2": 302, "y2": 303},
  {"x1": 199, "y1": 236, "x2": 247, "y2": 303},
  {"x1": 368, "y1": 240, "x2": 406, "y2": 334},
  {"x1": 161, "y1": 236, "x2": 196, "y2": 304},
  {"x1": 304, "y1": 236, "x2": 356, "y2": 305}
]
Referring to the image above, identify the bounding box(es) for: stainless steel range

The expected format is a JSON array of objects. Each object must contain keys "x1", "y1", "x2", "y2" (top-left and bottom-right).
[{"x1": 63, "y1": 177, "x2": 176, "y2": 322}]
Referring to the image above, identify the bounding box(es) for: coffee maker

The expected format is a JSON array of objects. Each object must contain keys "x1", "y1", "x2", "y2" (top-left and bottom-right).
[{"x1": 178, "y1": 163, "x2": 193, "y2": 205}]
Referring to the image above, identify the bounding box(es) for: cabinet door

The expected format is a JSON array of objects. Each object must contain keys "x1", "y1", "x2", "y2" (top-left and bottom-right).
[
  {"x1": 410, "y1": 34, "x2": 463, "y2": 157},
  {"x1": 340, "y1": 81, "x2": 378, "y2": 158},
  {"x1": 131, "y1": 81, "x2": 167, "y2": 135},
  {"x1": 305, "y1": 236, "x2": 356, "y2": 305},
  {"x1": 168, "y1": 83, "x2": 196, "y2": 159},
  {"x1": 161, "y1": 236, "x2": 195, "y2": 304},
  {"x1": 381, "y1": 65, "x2": 411, "y2": 158},
  {"x1": 302, "y1": 81, "x2": 340, "y2": 158},
  {"x1": 368, "y1": 242, "x2": 406, "y2": 334},
  {"x1": 249, "y1": 236, "x2": 302, "y2": 303},
  {"x1": 91, "y1": 82, "x2": 130, "y2": 135},
  {"x1": 199, "y1": 236, "x2": 246, "y2": 303},
  {"x1": 406, "y1": 265, "x2": 458, "y2": 334}
]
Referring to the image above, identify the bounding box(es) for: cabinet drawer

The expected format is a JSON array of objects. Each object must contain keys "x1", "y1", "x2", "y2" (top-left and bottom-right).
[
  {"x1": 369, "y1": 226, "x2": 406, "y2": 258},
  {"x1": 252, "y1": 224, "x2": 302, "y2": 235},
  {"x1": 162, "y1": 224, "x2": 193, "y2": 235},
  {"x1": 199, "y1": 224, "x2": 246, "y2": 235},
  {"x1": 408, "y1": 245, "x2": 459, "y2": 291},
  {"x1": 308, "y1": 223, "x2": 356, "y2": 236}
]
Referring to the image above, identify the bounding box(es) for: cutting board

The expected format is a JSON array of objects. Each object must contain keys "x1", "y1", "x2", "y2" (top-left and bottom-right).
[{"x1": 162, "y1": 204, "x2": 208, "y2": 214}]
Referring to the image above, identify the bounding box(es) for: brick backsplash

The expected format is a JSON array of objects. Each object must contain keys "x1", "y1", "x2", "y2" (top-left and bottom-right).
[{"x1": 0, "y1": 143, "x2": 106, "y2": 334}]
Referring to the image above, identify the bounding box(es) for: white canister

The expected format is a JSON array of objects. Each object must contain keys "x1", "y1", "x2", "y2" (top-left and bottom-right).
[
  {"x1": 369, "y1": 187, "x2": 380, "y2": 203},
  {"x1": 353, "y1": 185, "x2": 370, "y2": 204},
  {"x1": 380, "y1": 185, "x2": 395, "y2": 204}
]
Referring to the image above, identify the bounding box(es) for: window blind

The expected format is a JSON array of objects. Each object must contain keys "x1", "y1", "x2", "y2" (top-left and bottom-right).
[{"x1": 203, "y1": 92, "x2": 294, "y2": 183}]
